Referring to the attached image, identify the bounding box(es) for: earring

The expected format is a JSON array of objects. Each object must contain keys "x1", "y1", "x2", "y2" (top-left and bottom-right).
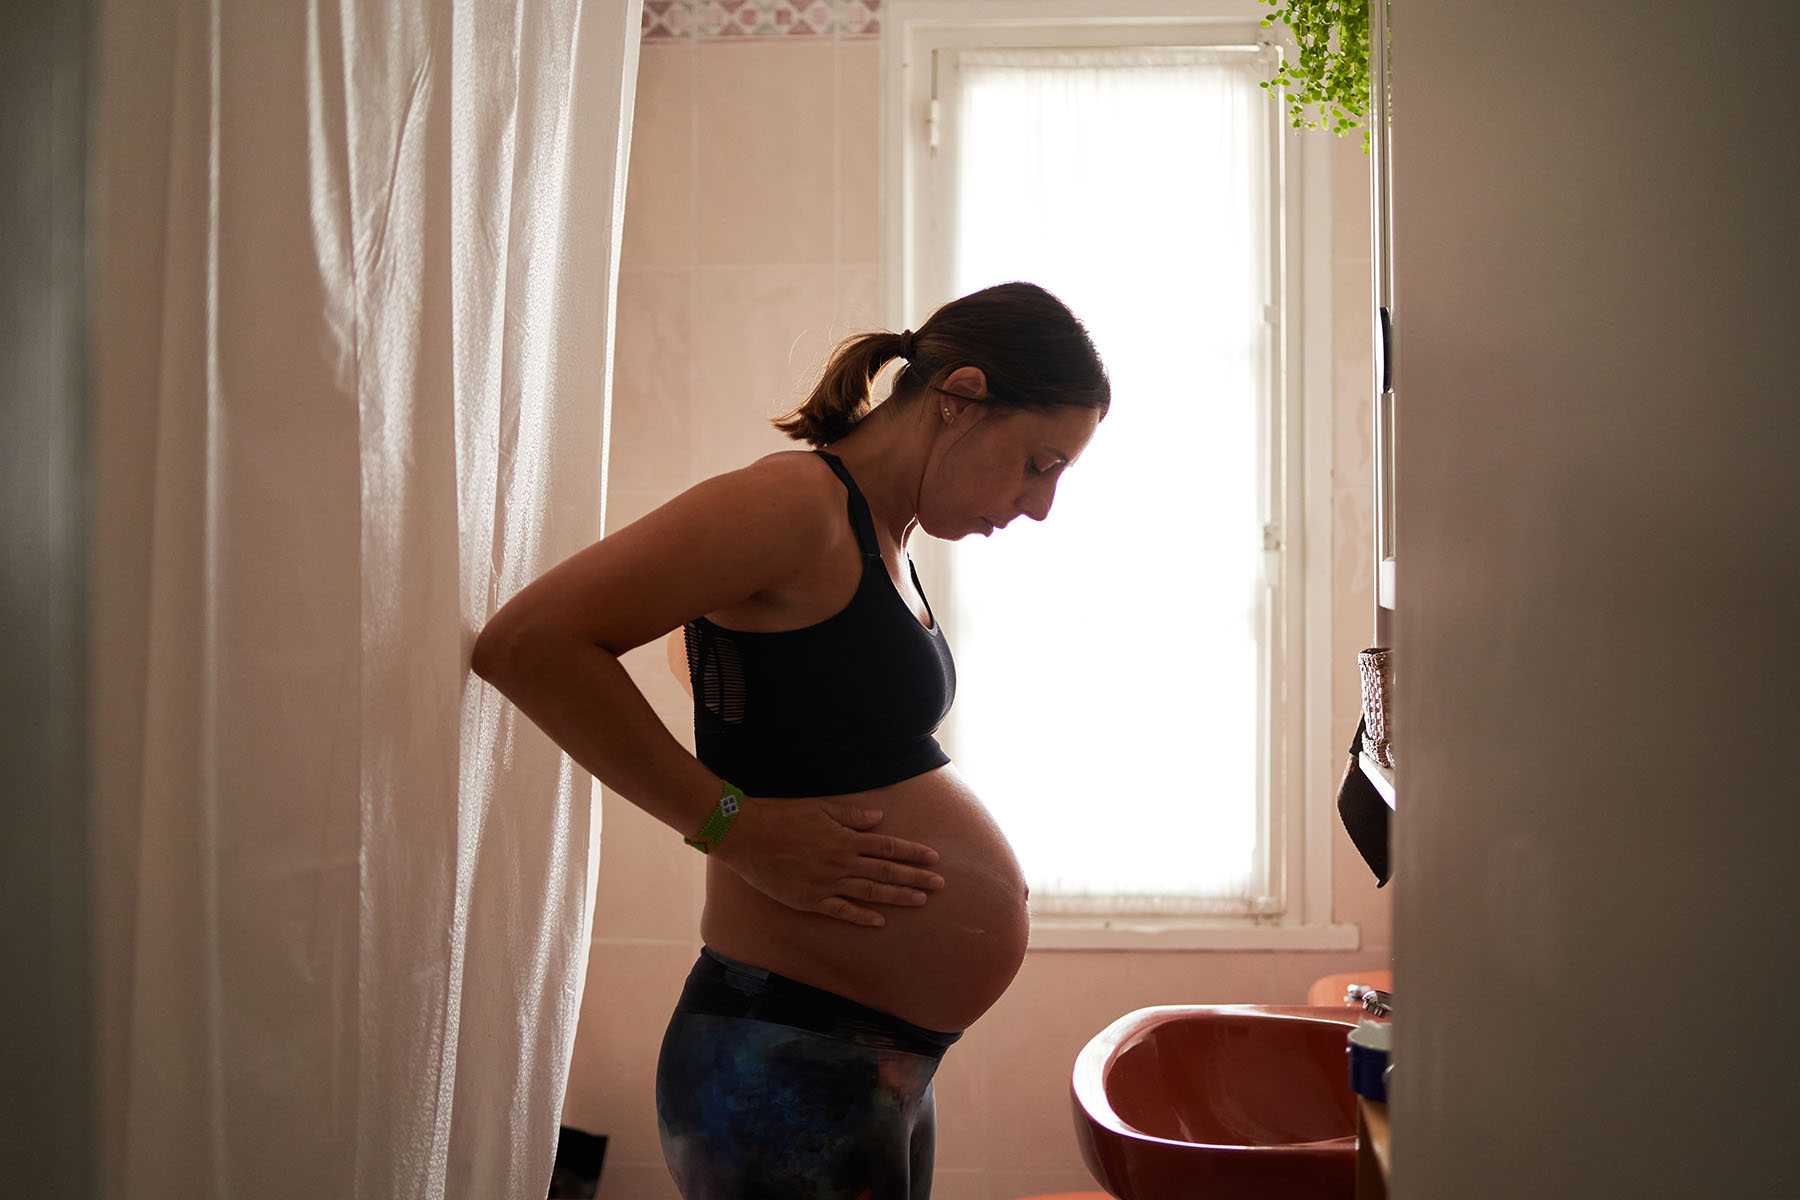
[{"x1": 942, "y1": 407, "x2": 953, "y2": 421}]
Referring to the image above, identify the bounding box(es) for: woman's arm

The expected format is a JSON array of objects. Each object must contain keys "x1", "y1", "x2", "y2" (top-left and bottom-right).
[{"x1": 471, "y1": 454, "x2": 943, "y2": 926}]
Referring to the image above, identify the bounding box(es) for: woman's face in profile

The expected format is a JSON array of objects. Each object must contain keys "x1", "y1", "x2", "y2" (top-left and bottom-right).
[{"x1": 918, "y1": 400, "x2": 1101, "y2": 541}]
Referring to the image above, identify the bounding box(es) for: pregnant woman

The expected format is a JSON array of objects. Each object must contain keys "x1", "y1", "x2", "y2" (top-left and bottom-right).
[{"x1": 473, "y1": 281, "x2": 1109, "y2": 1199}]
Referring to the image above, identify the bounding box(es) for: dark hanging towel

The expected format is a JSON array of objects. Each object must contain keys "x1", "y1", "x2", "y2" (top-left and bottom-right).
[{"x1": 1337, "y1": 717, "x2": 1391, "y2": 886}]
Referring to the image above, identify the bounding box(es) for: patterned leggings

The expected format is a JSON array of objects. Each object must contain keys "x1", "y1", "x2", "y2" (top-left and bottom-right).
[{"x1": 656, "y1": 948, "x2": 961, "y2": 1200}]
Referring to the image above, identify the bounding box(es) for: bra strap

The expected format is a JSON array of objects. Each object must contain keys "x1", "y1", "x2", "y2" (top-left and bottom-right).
[{"x1": 813, "y1": 450, "x2": 882, "y2": 559}]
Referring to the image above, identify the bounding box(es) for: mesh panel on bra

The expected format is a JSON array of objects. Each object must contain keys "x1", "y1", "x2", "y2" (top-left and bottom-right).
[{"x1": 684, "y1": 621, "x2": 745, "y2": 724}]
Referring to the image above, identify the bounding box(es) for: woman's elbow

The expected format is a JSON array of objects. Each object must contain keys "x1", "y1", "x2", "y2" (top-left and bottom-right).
[
  {"x1": 471, "y1": 612, "x2": 523, "y2": 685},
  {"x1": 472, "y1": 598, "x2": 623, "y2": 689}
]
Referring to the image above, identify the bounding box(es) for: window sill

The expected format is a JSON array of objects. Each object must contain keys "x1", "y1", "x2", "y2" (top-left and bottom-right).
[{"x1": 1026, "y1": 916, "x2": 1362, "y2": 952}]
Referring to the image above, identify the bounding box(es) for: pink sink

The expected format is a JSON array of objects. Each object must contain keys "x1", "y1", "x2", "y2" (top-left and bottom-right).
[{"x1": 1071, "y1": 1005, "x2": 1360, "y2": 1200}]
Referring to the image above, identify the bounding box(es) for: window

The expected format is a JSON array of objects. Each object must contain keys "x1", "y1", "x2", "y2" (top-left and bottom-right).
[{"x1": 889, "y1": 2, "x2": 1348, "y2": 947}]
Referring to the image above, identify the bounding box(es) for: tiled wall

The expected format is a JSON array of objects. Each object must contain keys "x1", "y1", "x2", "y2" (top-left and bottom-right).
[
  {"x1": 562, "y1": 29, "x2": 1389, "y2": 1199},
  {"x1": 642, "y1": 0, "x2": 882, "y2": 40}
]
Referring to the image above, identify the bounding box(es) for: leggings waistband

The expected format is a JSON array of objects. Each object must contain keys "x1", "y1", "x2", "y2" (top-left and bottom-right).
[{"x1": 677, "y1": 947, "x2": 962, "y2": 1057}]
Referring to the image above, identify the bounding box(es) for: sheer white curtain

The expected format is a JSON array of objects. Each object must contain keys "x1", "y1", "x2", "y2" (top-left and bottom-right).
[
  {"x1": 87, "y1": 2, "x2": 641, "y2": 1196},
  {"x1": 943, "y1": 47, "x2": 1277, "y2": 912}
]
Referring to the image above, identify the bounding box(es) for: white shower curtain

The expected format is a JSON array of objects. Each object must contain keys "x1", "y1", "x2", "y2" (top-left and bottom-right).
[{"x1": 86, "y1": 2, "x2": 641, "y2": 1196}]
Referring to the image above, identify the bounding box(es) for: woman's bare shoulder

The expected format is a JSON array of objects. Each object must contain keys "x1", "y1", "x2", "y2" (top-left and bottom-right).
[
  {"x1": 699, "y1": 449, "x2": 852, "y2": 538},
  {"x1": 477, "y1": 450, "x2": 847, "y2": 659},
  {"x1": 736, "y1": 447, "x2": 838, "y2": 494}
]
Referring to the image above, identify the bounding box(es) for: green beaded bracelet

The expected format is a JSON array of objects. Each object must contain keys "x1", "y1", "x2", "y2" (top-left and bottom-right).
[{"x1": 683, "y1": 779, "x2": 745, "y2": 854}]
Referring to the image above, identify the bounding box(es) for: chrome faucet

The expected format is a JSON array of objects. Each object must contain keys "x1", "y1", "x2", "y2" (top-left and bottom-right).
[{"x1": 1345, "y1": 985, "x2": 1392, "y2": 1017}]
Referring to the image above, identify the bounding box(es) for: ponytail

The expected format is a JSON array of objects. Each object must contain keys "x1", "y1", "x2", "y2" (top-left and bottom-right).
[
  {"x1": 773, "y1": 282, "x2": 1109, "y2": 446},
  {"x1": 772, "y1": 330, "x2": 909, "y2": 447}
]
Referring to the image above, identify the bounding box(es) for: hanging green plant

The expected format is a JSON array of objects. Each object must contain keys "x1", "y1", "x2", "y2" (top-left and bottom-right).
[{"x1": 1259, "y1": 0, "x2": 1372, "y2": 150}]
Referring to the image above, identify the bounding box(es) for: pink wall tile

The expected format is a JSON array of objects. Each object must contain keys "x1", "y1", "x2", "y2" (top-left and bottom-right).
[
  {"x1": 696, "y1": 42, "x2": 837, "y2": 265},
  {"x1": 623, "y1": 44, "x2": 696, "y2": 268},
  {"x1": 926, "y1": 1168, "x2": 984, "y2": 1200},
  {"x1": 930, "y1": 1036, "x2": 992, "y2": 1171},
  {"x1": 837, "y1": 42, "x2": 882, "y2": 262},
  {"x1": 561, "y1": 940, "x2": 701, "y2": 1167},
  {"x1": 598, "y1": 1161, "x2": 682, "y2": 1200},
  {"x1": 977, "y1": 956, "x2": 1166, "y2": 1170},
  {"x1": 641, "y1": 1, "x2": 694, "y2": 42},
  {"x1": 699, "y1": 0, "x2": 836, "y2": 40},
  {"x1": 610, "y1": 269, "x2": 694, "y2": 492},
  {"x1": 644, "y1": 2, "x2": 881, "y2": 42},
  {"x1": 836, "y1": 262, "x2": 885, "y2": 332},
  {"x1": 688, "y1": 264, "x2": 843, "y2": 476},
  {"x1": 589, "y1": 791, "x2": 703, "y2": 944},
  {"x1": 983, "y1": 1169, "x2": 1108, "y2": 1199},
  {"x1": 840, "y1": 1, "x2": 881, "y2": 40}
]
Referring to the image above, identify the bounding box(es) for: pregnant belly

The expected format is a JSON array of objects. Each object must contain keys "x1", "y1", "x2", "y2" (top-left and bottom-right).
[{"x1": 701, "y1": 764, "x2": 1030, "y2": 1033}]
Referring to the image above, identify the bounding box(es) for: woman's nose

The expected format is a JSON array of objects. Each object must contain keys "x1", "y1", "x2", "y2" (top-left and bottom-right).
[{"x1": 1021, "y1": 480, "x2": 1057, "y2": 522}]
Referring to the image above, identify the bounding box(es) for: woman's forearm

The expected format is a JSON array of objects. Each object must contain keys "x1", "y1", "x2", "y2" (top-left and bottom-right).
[
  {"x1": 471, "y1": 600, "x2": 944, "y2": 926},
  {"x1": 471, "y1": 622, "x2": 717, "y2": 836}
]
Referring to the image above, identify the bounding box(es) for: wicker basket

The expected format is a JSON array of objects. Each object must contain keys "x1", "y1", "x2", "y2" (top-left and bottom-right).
[{"x1": 1358, "y1": 647, "x2": 1394, "y2": 767}]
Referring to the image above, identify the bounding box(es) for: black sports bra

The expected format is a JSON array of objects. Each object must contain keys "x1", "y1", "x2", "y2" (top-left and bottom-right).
[{"x1": 683, "y1": 451, "x2": 956, "y2": 798}]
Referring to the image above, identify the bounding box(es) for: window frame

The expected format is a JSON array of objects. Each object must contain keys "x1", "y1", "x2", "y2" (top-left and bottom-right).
[{"x1": 883, "y1": 0, "x2": 1354, "y2": 951}]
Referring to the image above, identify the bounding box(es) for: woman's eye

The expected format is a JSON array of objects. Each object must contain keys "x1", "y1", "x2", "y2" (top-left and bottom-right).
[{"x1": 1027, "y1": 460, "x2": 1044, "y2": 477}]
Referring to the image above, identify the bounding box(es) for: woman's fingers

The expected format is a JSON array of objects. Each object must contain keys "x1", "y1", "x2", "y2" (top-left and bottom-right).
[
  {"x1": 717, "y1": 796, "x2": 946, "y2": 923},
  {"x1": 848, "y1": 854, "x2": 943, "y2": 892},
  {"x1": 851, "y1": 829, "x2": 940, "y2": 867},
  {"x1": 814, "y1": 879, "x2": 928, "y2": 926},
  {"x1": 817, "y1": 895, "x2": 885, "y2": 927},
  {"x1": 824, "y1": 804, "x2": 940, "y2": 865},
  {"x1": 836, "y1": 877, "x2": 931, "y2": 907},
  {"x1": 827, "y1": 803, "x2": 884, "y2": 831}
]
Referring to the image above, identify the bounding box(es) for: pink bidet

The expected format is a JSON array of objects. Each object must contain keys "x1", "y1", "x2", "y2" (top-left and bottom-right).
[{"x1": 1071, "y1": 1005, "x2": 1360, "y2": 1199}]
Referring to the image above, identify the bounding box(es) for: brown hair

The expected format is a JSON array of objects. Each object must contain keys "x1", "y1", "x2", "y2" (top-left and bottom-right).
[{"x1": 772, "y1": 282, "x2": 1110, "y2": 447}]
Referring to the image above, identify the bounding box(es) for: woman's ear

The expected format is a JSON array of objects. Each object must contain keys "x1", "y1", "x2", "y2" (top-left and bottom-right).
[{"x1": 936, "y1": 363, "x2": 993, "y2": 406}]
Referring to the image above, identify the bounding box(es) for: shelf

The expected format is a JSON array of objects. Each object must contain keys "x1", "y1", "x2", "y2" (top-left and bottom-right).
[{"x1": 1358, "y1": 752, "x2": 1395, "y2": 810}]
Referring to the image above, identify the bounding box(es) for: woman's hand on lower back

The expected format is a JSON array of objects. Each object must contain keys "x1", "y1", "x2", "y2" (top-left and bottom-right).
[{"x1": 713, "y1": 797, "x2": 945, "y2": 926}]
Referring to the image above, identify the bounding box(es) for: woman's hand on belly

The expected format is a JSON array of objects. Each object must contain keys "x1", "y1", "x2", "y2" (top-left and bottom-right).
[
  {"x1": 704, "y1": 767, "x2": 1033, "y2": 1031},
  {"x1": 712, "y1": 795, "x2": 946, "y2": 926}
]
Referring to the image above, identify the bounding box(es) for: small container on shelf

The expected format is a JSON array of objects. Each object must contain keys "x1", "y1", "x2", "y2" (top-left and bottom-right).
[{"x1": 1347, "y1": 1016, "x2": 1392, "y2": 1102}]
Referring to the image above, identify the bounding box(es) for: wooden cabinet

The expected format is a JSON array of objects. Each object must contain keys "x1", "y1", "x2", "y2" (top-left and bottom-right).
[{"x1": 1356, "y1": 1098, "x2": 1390, "y2": 1199}]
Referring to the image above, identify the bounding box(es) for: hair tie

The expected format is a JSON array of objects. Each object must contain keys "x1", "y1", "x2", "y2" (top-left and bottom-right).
[{"x1": 898, "y1": 329, "x2": 916, "y2": 360}]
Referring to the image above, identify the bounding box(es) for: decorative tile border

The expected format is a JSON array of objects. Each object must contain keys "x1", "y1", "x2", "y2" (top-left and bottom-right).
[{"x1": 643, "y1": 0, "x2": 881, "y2": 41}]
